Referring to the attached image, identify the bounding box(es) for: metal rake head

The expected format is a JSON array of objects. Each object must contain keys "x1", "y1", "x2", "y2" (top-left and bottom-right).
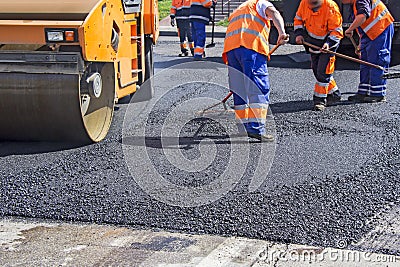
[{"x1": 382, "y1": 72, "x2": 400, "y2": 79}]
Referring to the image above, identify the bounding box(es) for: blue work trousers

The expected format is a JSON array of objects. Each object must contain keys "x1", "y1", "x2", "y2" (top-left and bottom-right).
[
  {"x1": 358, "y1": 24, "x2": 394, "y2": 97},
  {"x1": 227, "y1": 47, "x2": 270, "y2": 135},
  {"x1": 191, "y1": 21, "x2": 206, "y2": 58}
]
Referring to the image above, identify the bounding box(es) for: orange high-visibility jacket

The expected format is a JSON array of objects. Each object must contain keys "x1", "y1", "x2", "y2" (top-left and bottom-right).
[
  {"x1": 294, "y1": 0, "x2": 343, "y2": 43},
  {"x1": 191, "y1": 0, "x2": 213, "y2": 8},
  {"x1": 222, "y1": 0, "x2": 271, "y2": 63},
  {"x1": 353, "y1": 0, "x2": 394, "y2": 40},
  {"x1": 189, "y1": 0, "x2": 214, "y2": 23},
  {"x1": 170, "y1": 0, "x2": 191, "y2": 20}
]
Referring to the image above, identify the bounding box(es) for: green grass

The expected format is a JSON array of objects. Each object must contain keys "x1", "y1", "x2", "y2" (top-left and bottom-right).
[
  {"x1": 216, "y1": 18, "x2": 229, "y2": 27},
  {"x1": 158, "y1": 0, "x2": 171, "y2": 20}
]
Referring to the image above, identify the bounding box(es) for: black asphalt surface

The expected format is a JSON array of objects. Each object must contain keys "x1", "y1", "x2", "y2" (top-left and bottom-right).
[{"x1": 1, "y1": 41, "x2": 400, "y2": 255}]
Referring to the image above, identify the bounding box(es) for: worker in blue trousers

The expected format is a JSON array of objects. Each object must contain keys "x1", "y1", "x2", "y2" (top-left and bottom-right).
[
  {"x1": 190, "y1": 0, "x2": 217, "y2": 60},
  {"x1": 222, "y1": 0, "x2": 288, "y2": 141},
  {"x1": 342, "y1": 0, "x2": 394, "y2": 103}
]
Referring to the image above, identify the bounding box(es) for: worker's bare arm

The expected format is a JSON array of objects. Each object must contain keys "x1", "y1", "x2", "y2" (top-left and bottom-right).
[
  {"x1": 265, "y1": 6, "x2": 288, "y2": 44},
  {"x1": 265, "y1": 6, "x2": 285, "y2": 34},
  {"x1": 345, "y1": 14, "x2": 367, "y2": 37}
]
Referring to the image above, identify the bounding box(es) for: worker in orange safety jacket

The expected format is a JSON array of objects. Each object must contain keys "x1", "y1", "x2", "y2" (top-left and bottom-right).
[
  {"x1": 170, "y1": 0, "x2": 194, "y2": 56},
  {"x1": 342, "y1": 0, "x2": 394, "y2": 103},
  {"x1": 222, "y1": 0, "x2": 288, "y2": 142},
  {"x1": 294, "y1": 0, "x2": 344, "y2": 111},
  {"x1": 190, "y1": 0, "x2": 217, "y2": 60}
]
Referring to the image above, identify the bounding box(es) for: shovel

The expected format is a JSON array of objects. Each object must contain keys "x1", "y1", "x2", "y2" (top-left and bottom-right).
[{"x1": 302, "y1": 41, "x2": 400, "y2": 79}]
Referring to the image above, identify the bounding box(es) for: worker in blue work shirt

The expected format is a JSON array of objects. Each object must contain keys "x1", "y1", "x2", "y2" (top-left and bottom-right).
[
  {"x1": 190, "y1": 0, "x2": 217, "y2": 60},
  {"x1": 342, "y1": 0, "x2": 394, "y2": 103}
]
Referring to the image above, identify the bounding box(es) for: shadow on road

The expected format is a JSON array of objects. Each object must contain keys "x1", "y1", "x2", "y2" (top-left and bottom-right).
[
  {"x1": 156, "y1": 49, "x2": 400, "y2": 71},
  {"x1": 270, "y1": 100, "x2": 313, "y2": 114},
  {"x1": 270, "y1": 98, "x2": 365, "y2": 114},
  {"x1": 121, "y1": 134, "x2": 263, "y2": 149},
  {"x1": 0, "y1": 142, "x2": 84, "y2": 156},
  {"x1": 155, "y1": 53, "x2": 362, "y2": 71},
  {"x1": 155, "y1": 57, "x2": 224, "y2": 70}
]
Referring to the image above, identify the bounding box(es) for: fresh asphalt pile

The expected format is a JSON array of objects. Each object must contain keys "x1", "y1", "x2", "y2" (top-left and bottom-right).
[{"x1": 1, "y1": 41, "x2": 399, "y2": 256}]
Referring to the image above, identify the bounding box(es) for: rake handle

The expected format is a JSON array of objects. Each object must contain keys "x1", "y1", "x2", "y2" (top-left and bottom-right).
[
  {"x1": 268, "y1": 43, "x2": 281, "y2": 57},
  {"x1": 349, "y1": 36, "x2": 361, "y2": 57},
  {"x1": 222, "y1": 91, "x2": 233, "y2": 103},
  {"x1": 349, "y1": 36, "x2": 358, "y2": 49},
  {"x1": 302, "y1": 41, "x2": 386, "y2": 71}
]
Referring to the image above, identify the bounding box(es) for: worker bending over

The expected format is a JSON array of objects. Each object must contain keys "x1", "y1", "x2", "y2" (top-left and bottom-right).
[
  {"x1": 190, "y1": 0, "x2": 216, "y2": 60},
  {"x1": 223, "y1": 0, "x2": 288, "y2": 141},
  {"x1": 294, "y1": 0, "x2": 343, "y2": 111},
  {"x1": 342, "y1": 0, "x2": 394, "y2": 103},
  {"x1": 170, "y1": 0, "x2": 194, "y2": 56}
]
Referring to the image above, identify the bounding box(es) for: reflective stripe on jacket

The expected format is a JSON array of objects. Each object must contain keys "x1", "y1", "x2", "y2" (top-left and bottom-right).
[
  {"x1": 190, "y1": 0, "x2": 213, "y2": 23},
  {"x1": 222, "y1": 0, "x2": 271, "y2": 63},
  {"x1": 294, "y1": 0, "x2": 343, "y2": 45},
  {"x1": 171, "y1": 0, "x2": 191, "y2": 20},
  {"x1": 353, "y1": 0, "x2": 394, "y2": 40}
]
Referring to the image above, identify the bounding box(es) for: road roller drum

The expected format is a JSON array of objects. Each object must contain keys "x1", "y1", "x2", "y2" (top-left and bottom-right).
[{"x1": 0, "y1": 0, "x2": 159, "y2": 142}]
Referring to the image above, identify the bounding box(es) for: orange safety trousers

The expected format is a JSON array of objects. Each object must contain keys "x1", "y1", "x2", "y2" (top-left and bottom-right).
[{"x1": 311, "y1": 53, "x2": 338, "y2": 98}]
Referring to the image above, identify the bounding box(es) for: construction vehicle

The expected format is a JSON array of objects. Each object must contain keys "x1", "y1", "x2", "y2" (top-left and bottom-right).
[
  {"x1": 269, "y1": 0, "x2": 400, "y2": 47},
  {"x1": 0, "y1": 0, "x2": 159, "y2": 143}
]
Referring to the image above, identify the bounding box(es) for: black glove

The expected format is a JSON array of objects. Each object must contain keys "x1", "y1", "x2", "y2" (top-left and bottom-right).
[{"x1": 170, "y1": 16, "x2": 175, "y2": 27}]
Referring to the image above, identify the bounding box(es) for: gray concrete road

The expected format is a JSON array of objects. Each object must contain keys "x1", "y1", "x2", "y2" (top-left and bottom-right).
[
  {"x1": 1, "y1": 217, "x2": 399, "y2": 266},
  {"x1": 1, "y1": 36, "x2": 400, "y2": 265}
]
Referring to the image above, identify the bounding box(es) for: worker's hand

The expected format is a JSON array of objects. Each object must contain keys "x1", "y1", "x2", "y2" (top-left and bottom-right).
[
  {"x1": 321, "y1": 43, "x2": 329, "y2": 52},
  {"x1": 277, "y1": 33, "x2": 289, "y2": 45},
  {"x1": 345, "y1": 29, "x2": 353, "y2": 38},
  {"x1": 295, "y1": 35, "x2": 304, "y2": 45},
  {"x1": 212, "y1": 0, "x2": 217, "y2": 7},
  {"x1": 170, "y1": 18, "x2": 175, "y2": 27},
  {"x1": 355, "y1": 45, "x2": 361, "y2": 57}
]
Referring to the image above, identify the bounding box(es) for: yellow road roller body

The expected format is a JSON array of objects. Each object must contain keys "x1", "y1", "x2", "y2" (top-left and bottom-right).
[{"x1": 0, "y1": 0, "x2": 159, "y2": 142}]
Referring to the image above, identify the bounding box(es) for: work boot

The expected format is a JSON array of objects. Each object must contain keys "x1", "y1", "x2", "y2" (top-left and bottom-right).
[
  {"x1": 190, "y1": 48, "x2": 194, "y2": 56},
  {"x1": 313, "y1": 96, "x2": 327, "y2": 111},
  {"x1": 178, "y1": 51, "x2": 189, "y2": 57},
  {"x1": 363, "y1": 95, "x2": 387, "y2": 103},
  {"x1": 313, "y1": 103, "x2": 326, "y2": 111},
  {"x1": 348, "y1": 93, "x2": 367, "y2": 103},
  {"x1": 247, "y1": 133, "x2": 274, "y2": 142},
  {"x1": 327, "y1": 91, "x2": 341, "y2": 106},
  {"x1": 178, "y1": 48, "x2": 189, "y2": 57}
]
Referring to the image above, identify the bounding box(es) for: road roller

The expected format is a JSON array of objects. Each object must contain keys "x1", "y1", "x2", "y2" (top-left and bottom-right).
[{"x1": 0, "y1": 0, "x2": 159, "y2": 142}]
